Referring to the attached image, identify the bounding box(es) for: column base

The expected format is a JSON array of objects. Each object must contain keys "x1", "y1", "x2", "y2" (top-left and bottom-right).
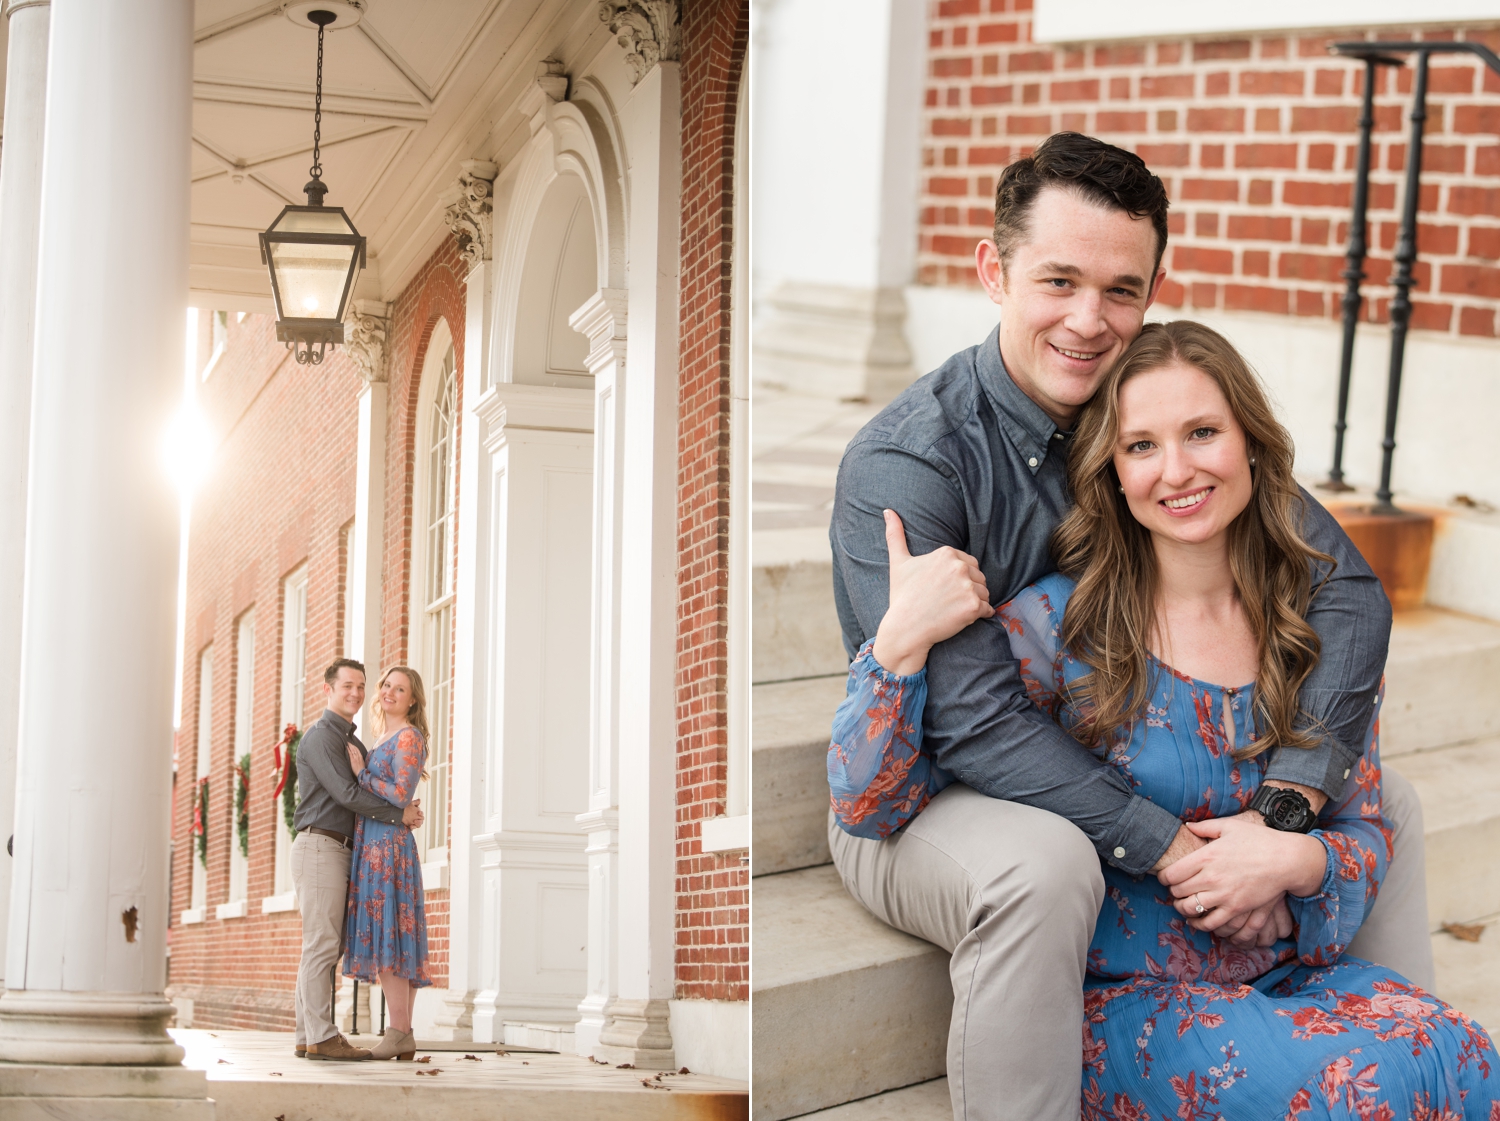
[
  {"x1": 426, "y1": 988, "x2": 476, "y2": 1041},
  {"x1": 753, "y1": 282, "x2": 915, "y2": 401},
  {"x1": 594, "y1": 998, "x2": 675, "y2": 1070},
  {"x1": 0, "y1": 991, "x2": 184, "y2": 1065},
  {"x1": 0, "y1": 1063, "x2": 213, "y2": 1120}
]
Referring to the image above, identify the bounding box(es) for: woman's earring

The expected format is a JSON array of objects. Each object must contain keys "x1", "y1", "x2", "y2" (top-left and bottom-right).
[
  {"x1": 1250, "y1": 457, "x2": 1257, "y2": 466},
  {"x1": 1117, "y1": 484, "x2": 1125, "y2": 493}
]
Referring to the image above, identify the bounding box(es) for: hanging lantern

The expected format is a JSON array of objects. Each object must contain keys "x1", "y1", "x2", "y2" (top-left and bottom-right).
[{"x1": 259, "y1": 9, "x2": 365, "y2": 365}]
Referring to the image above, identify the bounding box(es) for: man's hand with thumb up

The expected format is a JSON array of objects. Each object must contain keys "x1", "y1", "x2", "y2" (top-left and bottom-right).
[{"x1": 871, "y1": 510, "x2": 994, "y2": 675}]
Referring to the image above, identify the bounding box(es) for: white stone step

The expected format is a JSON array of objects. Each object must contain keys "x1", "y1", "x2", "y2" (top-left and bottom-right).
[
  {"x1": 795, "y1": 1078, "x2": 950, "y2": 1120},
  {"x1": 1381, "y1": 608, "x2": 1500, "y2": 757},
  {"x1": 1431, "y1": 915, "x2": 1500, "y2": 1033},
  {"x1": 1387, "y1": 736, "x2": 1500, "y2": 928},
  {"x1": 753, "y1": 675, "x2": 846, "y2": 876},
  {"x1": 752, "y1": 864, "x2": 951, "y2": 1121},
  {"x1": 753, "y1": 551, "x2": 845, "y2": 684}
]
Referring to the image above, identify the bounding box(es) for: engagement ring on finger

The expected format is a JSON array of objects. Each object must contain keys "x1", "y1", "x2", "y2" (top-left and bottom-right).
[{"x1": 1193, "y1": 893, "x2": 1206, "y2": 915}]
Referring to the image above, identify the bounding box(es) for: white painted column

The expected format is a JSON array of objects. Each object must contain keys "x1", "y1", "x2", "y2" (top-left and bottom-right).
[
  {"x1": 469, "y1": 386, "x2": 593, "y2": 1041},
  {"x1": 0, "y1": 0, "x2": 50, "y2": 993},
  {"x1": 433, "y1": 251, "x2": 493, "y2": 1042},
  {"x1": 0, "y1": 0, "x2": 206, "y2": 1094},
  {"x1": 572, "y1": 289, "x2": 628, "y2": 1060},
  {"x1": 752, "y1": 0, "x2": 926, "y2": 399},
  {"x1": 342, "y1": 301, "x2": 390, "y2": 730},
  {"x1": 593, "y1": 61, "x2": 682, "y2": 1069}
]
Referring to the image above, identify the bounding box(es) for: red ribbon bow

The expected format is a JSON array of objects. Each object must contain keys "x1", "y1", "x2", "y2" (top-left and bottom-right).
[{"x1": 272, "y1": 723, "x2": 298, "y2": 799}]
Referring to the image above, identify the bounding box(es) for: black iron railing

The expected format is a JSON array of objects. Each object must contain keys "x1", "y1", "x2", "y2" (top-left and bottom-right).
[{"x1": 1322, "y1": 41, "x2": 1500, "y2": 513}]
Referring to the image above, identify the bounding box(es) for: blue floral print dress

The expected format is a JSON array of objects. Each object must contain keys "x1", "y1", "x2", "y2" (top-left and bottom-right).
[
  {"x1": 342, "y1": 726, "x2": 432, "y2": 987},
  {"x1": 830, "y1": 573, "x2": 1496, "y2": 1120}
]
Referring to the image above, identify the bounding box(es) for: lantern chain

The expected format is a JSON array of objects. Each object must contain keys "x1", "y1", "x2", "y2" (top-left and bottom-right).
[{"x1": 309, "y1": 20, "x2": 326, "y2": 182}]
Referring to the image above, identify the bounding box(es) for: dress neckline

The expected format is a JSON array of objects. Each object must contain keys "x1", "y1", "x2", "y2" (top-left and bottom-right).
[{"x1": 1145, "y1": 651, "x2": 1256, "y2": 695}]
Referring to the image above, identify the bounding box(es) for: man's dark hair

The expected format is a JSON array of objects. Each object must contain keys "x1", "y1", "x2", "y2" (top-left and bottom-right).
[
  {"x1": 324, "y1": 658, "x2": 365, "y2": 685},
  {"x1": 993, "y1": 132, "x2": 1170, "y2": 275}
]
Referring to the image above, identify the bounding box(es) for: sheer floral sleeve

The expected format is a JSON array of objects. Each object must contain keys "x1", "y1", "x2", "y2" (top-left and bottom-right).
[
  {"x1": 827, "y1": 577, "x2": 1071, "y2": 839},
  {"x1": 358, "y1": 727, "x2": 426, "y2": 809},
  {"x1": 1287, "y1": 684, "x2": 1393, "y2": 966}
]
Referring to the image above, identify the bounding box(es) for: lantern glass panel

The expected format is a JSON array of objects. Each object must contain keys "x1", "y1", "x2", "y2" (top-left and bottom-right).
[{"x1": 268, "y1": 240, "x2": 357, "y2": 320}]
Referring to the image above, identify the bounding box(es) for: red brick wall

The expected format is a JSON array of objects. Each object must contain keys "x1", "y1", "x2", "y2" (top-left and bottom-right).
[
  {"x1": 674, "y1": 0, "x2": 749, "y2": 1003},
  {"x1": 168, "y1": 313, "x2": 365, "y2": 1027},
  {"x1": 921, "y1": 9, "x2": 1500, "y2": 337},
  {"x1": 167, "y1": 238, "x2": 466, "y2": 1027}
]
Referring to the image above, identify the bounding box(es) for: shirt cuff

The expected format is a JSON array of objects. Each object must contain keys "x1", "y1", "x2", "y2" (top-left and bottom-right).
[
  {"x1": 1100, "y1": 794, "x2": 1182, "y2": 875},
  {"x1": 1263, "y1": 734, "x2": 1361, "y2": 801},
  {"x1": 851, "y1": 638, "x2": 929, "y2": 686}
]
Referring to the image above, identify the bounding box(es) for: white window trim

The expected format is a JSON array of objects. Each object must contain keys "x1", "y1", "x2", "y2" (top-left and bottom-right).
[
  {"x1": 724, "y1": 67, "x2": 751, "y2": 824},
  {"x1": 261, "y1": 891, "x2": 298, "y2": 914},
  {"x1": 273, "y1": 565, "x2": 309, "y2": 898},
  {"x1": 700, "y1": 814, "x2": 750, "y2": 854},
  {"x1": 215, "y1": 899, "x2": 248, "y2": 921},
  {"x1": 1035, "y1": 0, "x2": 1500, "y2": 43},
  {"x1": 179, "y1": 907, "x2": 205, "y2": 926},
  {"x1": 229, "y1": 610, "x2": 255, "y2": 906}
]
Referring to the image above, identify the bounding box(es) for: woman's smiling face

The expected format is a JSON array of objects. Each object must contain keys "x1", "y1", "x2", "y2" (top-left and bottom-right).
[
  {"x1": 1112, "y1": 361, "x2": 1254, "y2": 547},
  {"x1": 380, "y1": 671, "x2": 413, "y2": 718}
]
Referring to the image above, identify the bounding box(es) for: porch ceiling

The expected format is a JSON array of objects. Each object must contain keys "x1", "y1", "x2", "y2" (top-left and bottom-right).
[{"x1": 188, "y1": 0, "x2": 602, "y2": 312}]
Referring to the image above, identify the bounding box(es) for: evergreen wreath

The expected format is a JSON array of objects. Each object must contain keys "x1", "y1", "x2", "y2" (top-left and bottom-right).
[
  {"x1": 195, "y1": 777, "x2": 209, "y2": 867},
  {"x1": 235, "y1": 754, "x2": 251, "y2": 859}
]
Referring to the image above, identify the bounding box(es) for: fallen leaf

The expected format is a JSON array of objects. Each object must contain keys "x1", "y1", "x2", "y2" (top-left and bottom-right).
[
  {"x1": 460, "y1": 1054, "x2": 481, "y2": 1061},
  {"x1": 522, "y1": 1061, "x2": 529, "y2": 1065},
  {"x1": 616, "y1": 1062, "x2": 634, "y2": 1069},
  {"x1": 414, "y1": 1055, "x2": 432, "y2": 1063},
  {"x1": 640, "y1": 1078, "x2": 671, "y2": 1091},
  {"x1": 216, "y1": 1058, "x2": 231, "y2": 1065},
  {"x1": 679, "y1": 1067, "x2": 690, "y2": 1074},
  {"x1": 416, "y1": 1068, "x2": 441, "y2": 1076},
  {"x1": 269, "y1": 1072, "x2": 282, "y2": 1077},
  {"x1": 1443, "y1": 921, "x2": 1486, "y2": 943}
]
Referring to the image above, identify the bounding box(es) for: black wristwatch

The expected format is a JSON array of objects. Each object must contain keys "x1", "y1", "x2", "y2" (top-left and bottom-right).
[{"x1": 1247, "y1": 785, "x2": 1318, "y2": 833}]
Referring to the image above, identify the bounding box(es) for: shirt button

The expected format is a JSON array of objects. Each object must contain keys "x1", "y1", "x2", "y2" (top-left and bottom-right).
[
  {"x1": 1028, "y1": 456, "x2": 1039, "y2": 468},
  {"x1": 1113, "y1": 846, "x2": 1126, "y2": 859},
  {"x1": 1344, "y1": 768, "x2": 1351, "y2": 778}
]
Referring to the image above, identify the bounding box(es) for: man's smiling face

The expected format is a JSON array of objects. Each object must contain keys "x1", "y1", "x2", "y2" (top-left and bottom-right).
[{"x1": 978, "y1": 186, "x2": 1165, "y2": 428}]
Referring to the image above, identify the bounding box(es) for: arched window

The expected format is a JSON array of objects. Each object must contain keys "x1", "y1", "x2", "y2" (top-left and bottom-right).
[{"x1": 411, "y1": 326, "x2": 457, "y2": 867}]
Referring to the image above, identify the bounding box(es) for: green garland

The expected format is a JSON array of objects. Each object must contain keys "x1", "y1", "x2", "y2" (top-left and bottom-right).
[
  {"x1": 281, "y1": 731, "x2": 301, "y2": 840},
  {"x1": 235, "y1": 754, "x2": 250, "y2": 859},
  {"x1": 196, "y1": 778, "x2": 209, "y2": 867}
]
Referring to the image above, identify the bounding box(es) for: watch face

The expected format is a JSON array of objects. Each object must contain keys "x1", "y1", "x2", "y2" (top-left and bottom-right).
[{"x1": 1266, "y1": 790, "x2": 1312, "y2": 832}]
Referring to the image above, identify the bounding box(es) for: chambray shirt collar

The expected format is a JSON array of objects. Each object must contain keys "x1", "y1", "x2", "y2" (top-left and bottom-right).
[
  {"x1": 974, "y1": 323, "x2": 1069, "y2": 475},
  {"x1": 321, "y1": 708, "x2": 356, "y2": 738}
]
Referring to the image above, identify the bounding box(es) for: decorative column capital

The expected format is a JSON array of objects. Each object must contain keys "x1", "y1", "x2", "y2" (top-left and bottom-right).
[
  {"x1": 2, "y1": 0, "x2": 51, "y2": 19},
  {"x1": 569, "y1": 289, "x2": 628, "y2": 378},
  {"x1": 343, "y1": 300, "x2": 390, "y2": 383},
  {"x1": 442, "y1": 159, "x2": 499, "y2": 273},
  {"x1": 597, "y1": 0, "x2": 680, "y2": 85},
  {"x1": 521, "y1": 58, "x2": 569, "y2": 134}
]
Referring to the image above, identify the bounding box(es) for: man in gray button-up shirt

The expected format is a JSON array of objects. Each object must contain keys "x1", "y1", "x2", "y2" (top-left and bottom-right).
[
  {"x1": 290, "y1": 659, "x2": 422, "y2": 1060},
  {"x1": 826, "y1": 134, "x2": 1430, "y2": 1120}
]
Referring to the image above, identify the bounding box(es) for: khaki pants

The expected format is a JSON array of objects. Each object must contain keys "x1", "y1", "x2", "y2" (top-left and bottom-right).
[
  {"x1": 290, "y1": 831, "x2": 352, "y2": 1048},
  {"x1": 827, "y1": 771, "x2": 1432, "y2": 1121}
]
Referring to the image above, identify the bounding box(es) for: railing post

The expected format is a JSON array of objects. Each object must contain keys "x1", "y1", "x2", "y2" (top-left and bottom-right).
[
  {"x1": 1323, "y1": 54, "x2": 1396, "y2": 492},
  {"x1": 1373, "y1": 51, "x2": 1430, "y2": 514}
]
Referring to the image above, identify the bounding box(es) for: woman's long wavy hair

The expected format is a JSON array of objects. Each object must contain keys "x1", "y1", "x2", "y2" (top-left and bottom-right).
[
  {"x1": 370, "y1": 665, "x2": 431, "y2": 748},
  {"x1": 1051, "y1": 320, "x2": 1333, "y2": 760}
]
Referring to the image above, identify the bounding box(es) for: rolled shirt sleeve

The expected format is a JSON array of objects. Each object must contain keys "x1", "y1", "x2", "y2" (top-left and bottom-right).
[{"x1": 1261, "y1": 491, "x2": 1392, "y2": 800}]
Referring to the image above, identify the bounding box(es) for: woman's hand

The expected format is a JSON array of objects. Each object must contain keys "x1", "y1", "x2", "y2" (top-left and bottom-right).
[
  {"x1": 871, "y1": 510, "x2": 994, "y2": 675},
  {"x1": 402, "y1": 799, "x2": 424, "y2": 829},
  {"x1": 347, "y1": 741, "x2": 365, "y2": 775},
  {"x1": 1158, "y1": 815, "x2": 1328, "y2": 936}
]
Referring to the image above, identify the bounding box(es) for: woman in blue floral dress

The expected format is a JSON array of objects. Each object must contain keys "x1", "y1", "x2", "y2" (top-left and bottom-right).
[
  {"x1": 830, "y1": 322, "x2": 1496, "y2": 1119},
  {"x1": 343, "y1": 666, "x2": 432, "y2": 1061}
]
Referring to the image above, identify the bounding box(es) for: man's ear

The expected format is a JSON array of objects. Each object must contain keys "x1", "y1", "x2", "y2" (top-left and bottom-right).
[
  {"x1": 976, "y1": 239, "x2": 1006, "y2": 306},
  {"x1": 1145, "y1": 267, "x2": 1168, "y2": 310}
]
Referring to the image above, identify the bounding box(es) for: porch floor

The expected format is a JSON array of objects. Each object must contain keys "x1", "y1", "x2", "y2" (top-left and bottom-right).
[{"x1": 172, "y1": 1029, "x2": 747, "y2": 1121}]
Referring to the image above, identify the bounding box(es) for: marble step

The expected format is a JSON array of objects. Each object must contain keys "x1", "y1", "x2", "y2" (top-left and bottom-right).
[
  {"x1": 794, "y1": 1078, "x2": 950, "y2": 1120},
  {"x1": 752, "y1": 674, "x2": 847, "y2": 876},
  {"x1": 1387, "y1": 736, "x2": 1500, "y2": 928},
  {"x1": 1431, "y1": 914, "x2": 1500, "y2": 1032},
  {"x1": 751, "y1": 864, "x2": 951, "y2": 1121},
  {"x1": 1381, "y1": 608, "x2": 1500, "y2": 757}
]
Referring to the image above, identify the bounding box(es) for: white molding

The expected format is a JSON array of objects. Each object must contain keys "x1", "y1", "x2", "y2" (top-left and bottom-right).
[
  {"x1": 1034, "y1": 0, "x2": 1500, "y2": 42},
  {"x1": 213, "y1": 899, "x2": 248, "y2": 921},
  {"x1": 178, "y1": 908, "x2": 205, "y2": 926},
  {"x1": 475, "y1": 385, "x2": 595, "y2": 452},
  {"x1": 260, "y1": 891, "x2": 297, "y2": 915},
  {"x1": 699, "y1": 815, "x2": 749, "y2": 854},
  {"x1": 421, "y1": 859, "x2": 451, "y2": 892}
]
